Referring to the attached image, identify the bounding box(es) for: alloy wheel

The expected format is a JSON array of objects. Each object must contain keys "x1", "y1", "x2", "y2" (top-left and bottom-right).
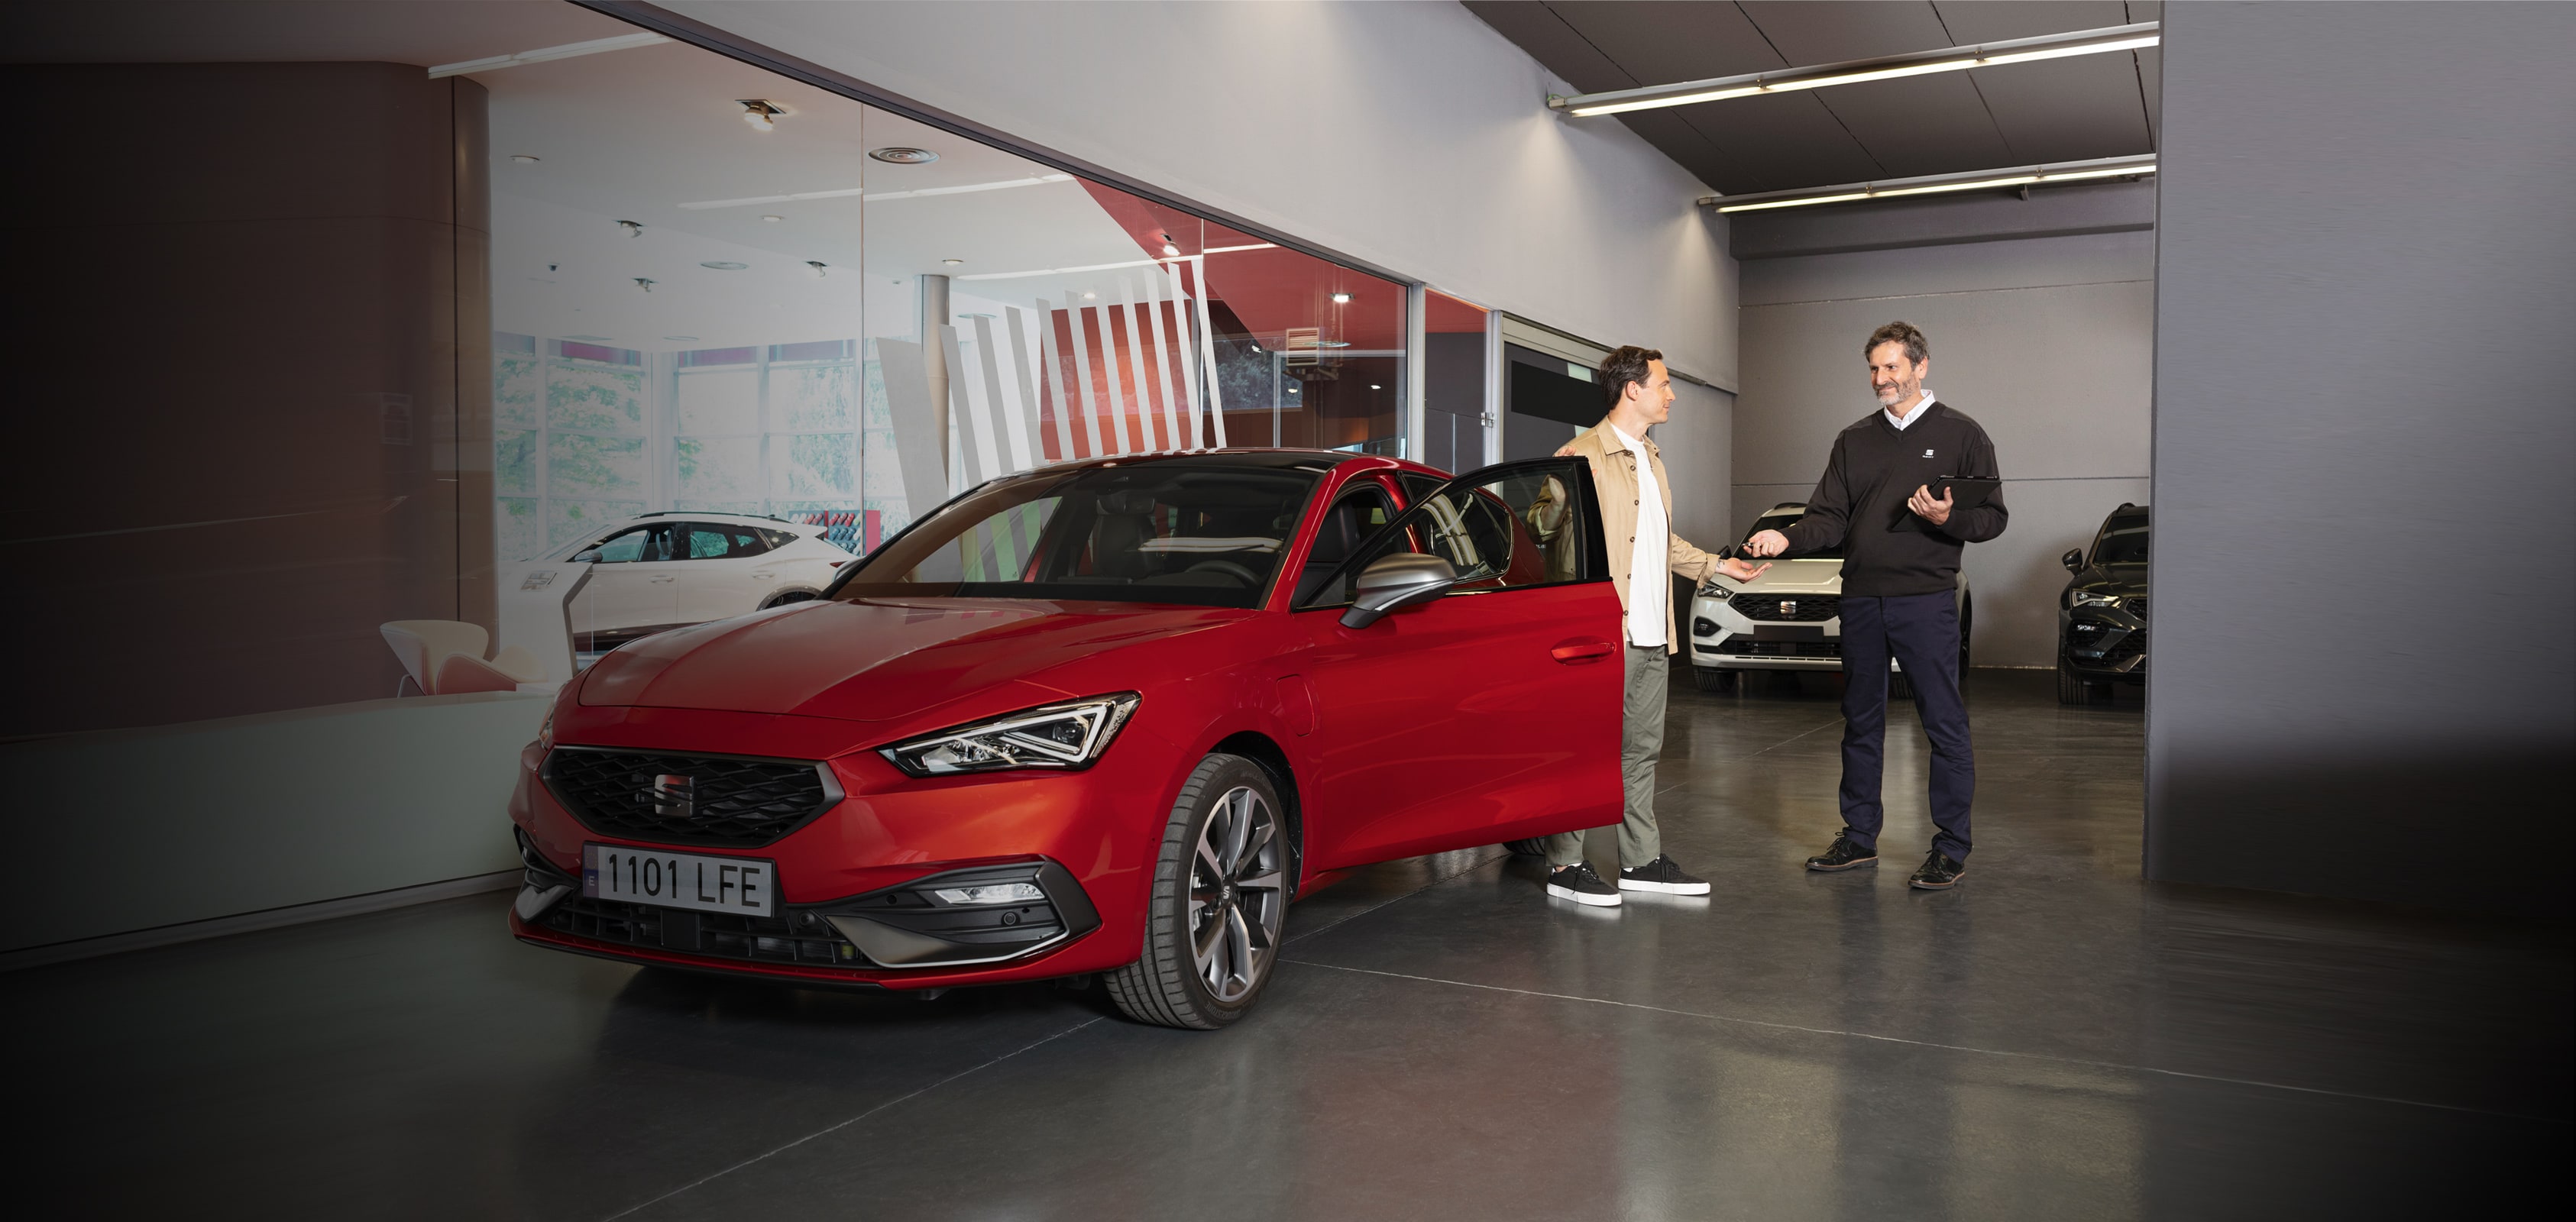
[{"x1": 1186, "y1": 785, "x2": 1284, "y2": 1004}]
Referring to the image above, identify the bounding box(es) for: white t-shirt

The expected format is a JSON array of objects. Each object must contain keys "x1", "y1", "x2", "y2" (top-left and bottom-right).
[{"x1": 1610, "y1": 424, "x2": 1667, "y2": 648}]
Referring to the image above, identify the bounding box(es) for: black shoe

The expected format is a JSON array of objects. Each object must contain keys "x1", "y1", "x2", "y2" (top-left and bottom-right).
[
  {"x1": 1545, "y1": 862, "x2": 1622, "y2": 907},
  {"x1": 1908, "y1": 851, "x2": 1967, "y2": 890},
  {"x1": 1619, "y1": 854, "x2": 1710, "y2": 894},
  {"x1": 1804, "y1": 830, "x2": 1879, "y2": 872}
]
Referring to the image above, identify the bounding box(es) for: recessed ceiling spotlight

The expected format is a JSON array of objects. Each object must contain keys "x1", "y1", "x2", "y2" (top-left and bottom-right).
[
  {"x1": 700, "y1": 260, "x2": 749, "y2": 270},
  {"x1": 1371, "y1": 384, "x2": 1383, "y2": 390},
  {"x1": 616, "y1": 219, "x2": 643, "y2": 238},
  {"x1": 1331, "y1": 293, "x2": 1351, "y2": 303},
  {"x1": 869, "y1": 147, "x2": 938, "y2": 164},
  {"x1": 761, "y1": 214, "x2": 784, "y2": 222},
  {"x1": 1250, "y1": 343, "x2": 1264, "y2": 353},
  {"x1": 510, "y1": 154, "x2": 540, "y2": 163},
  {"x1": 1161, "y1": 243, "x2": 1180, "y2": 257},
  {"x1": 1082, "y1": 291, "x2": 1097, "y2": 299},
  {"x1": 633, "y1": 277, "x2": 655, "y2": 293},
  {"x1": 664, "y1": 335, "x2": 699, "y2": 342},
  {"x1": 942, "y1": 258, "x2": 965, "y2": 266},
  {"x1": 805, "y1": 260, "x2": 828, "y2": 279},
  {"x1": 738, "y1": 99, "x2": 785, "y2": 132}
]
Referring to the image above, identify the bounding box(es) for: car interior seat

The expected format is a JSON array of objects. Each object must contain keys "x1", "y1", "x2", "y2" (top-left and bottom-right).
[{"x1": 1091, "y1": 490, "x2": 1160, "y2": 581}]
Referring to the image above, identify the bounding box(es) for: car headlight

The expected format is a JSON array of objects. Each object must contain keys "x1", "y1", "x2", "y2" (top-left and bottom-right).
[
  {"x1": 536, "y1": 706, "x2": 555, "y2": 751},
  {"x1": 880, "y1": 693, "x2": 1141, "y2": 777},
  {"x1": 2068, "y1": 592, "x2": 2121, "y2": 610}
]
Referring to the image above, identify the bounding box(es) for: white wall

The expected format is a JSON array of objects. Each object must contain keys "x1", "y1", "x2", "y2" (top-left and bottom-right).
[
  {"x1": 1734, "y1": 230, "x2": 2154, "y2": 667},
  {"x1": 669, "y1": 0, "x2": 1739, "y2": 390}
]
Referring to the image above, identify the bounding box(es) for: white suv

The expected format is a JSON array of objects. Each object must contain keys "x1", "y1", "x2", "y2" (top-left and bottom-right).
[
  {"x1": 1687, "y1": 503, "x2": 1971, "y2": 697},
  {"x1": 546, "y1": 512, "x2": 855, "y2": 653}
]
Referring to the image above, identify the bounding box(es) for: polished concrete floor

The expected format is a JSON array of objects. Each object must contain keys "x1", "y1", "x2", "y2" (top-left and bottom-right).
[{"x1": 15, "y1": 671, "x2": 2569, "y2": 1220}]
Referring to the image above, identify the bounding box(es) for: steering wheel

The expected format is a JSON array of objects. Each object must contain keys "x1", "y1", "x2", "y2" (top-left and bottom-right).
[{"x1": 1185, "y1": 558, "x2": 1262, "y2": 587}]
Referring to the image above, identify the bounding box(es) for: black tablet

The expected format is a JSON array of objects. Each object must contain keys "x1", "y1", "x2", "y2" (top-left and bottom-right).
[{"x1": 1933, "y1": 476, "x2": 2001, "y2": 510}]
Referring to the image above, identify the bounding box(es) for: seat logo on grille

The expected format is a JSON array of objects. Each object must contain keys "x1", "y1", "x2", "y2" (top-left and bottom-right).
[
  {"x1": 649, "y1": 774, "x2": 696, "y2": 819},
  {"x1": 1780, "y1": 600, "x2": 1798, "y2": 616}
]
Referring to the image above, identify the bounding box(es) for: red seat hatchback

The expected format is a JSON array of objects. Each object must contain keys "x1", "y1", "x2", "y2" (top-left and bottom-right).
[{"x1": 510, "y1": 450, "x2": 1624, "y2": 1027}]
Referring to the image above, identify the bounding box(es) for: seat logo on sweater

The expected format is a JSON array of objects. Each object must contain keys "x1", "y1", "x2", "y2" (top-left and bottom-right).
[{"x1": 1923, "y1": 449, "x2": 1935, "y2": 458}]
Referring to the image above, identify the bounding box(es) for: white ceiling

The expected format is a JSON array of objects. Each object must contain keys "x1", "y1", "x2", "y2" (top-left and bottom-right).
[{"x1": 9, "y1": 0, "x2": 1160, "y2": 353}]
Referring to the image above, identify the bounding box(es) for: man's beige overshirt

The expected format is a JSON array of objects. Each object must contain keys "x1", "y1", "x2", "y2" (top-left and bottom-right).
[{"x1": 1554, "y1": 422, "x2": 1728, "y2": 655}]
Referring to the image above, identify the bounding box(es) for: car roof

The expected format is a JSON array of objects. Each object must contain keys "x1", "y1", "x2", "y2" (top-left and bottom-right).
[
  {"x1": 628, "y1": 511, "x2": 804, "y2": 528},
  {"x1": 1024, "y1": 447, "x2": 1447, "y2": 479}
]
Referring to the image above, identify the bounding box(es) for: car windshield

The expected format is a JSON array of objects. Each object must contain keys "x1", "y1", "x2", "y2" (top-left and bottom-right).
[
  {"x1": 2094, "y1": 521, "x2": 2149, "y2": 565},
  {"x1": 1746, "y1": 510, "x2": 1841, "y2": 559},
  {"x1": 828, "y1": 462, "x2": 1323, "y2": 609}
]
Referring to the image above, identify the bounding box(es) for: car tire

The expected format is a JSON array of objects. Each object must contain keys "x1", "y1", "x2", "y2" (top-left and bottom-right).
[
  {"x1": 1691, "y1": 666, "x2": 1737, "y2": 693},
  {"x1": 1890, "y1": 667, "x2": 1914, "y2": 702},
  {"x1": 1106, "y1": 753, "x2": 1289, "y2": 1030},
  {"x1": 2057, "y1": 660, "x2": 2088, "y2": 704},
  {"x1": 1504, "y1": 838, "x2": 1552, "y2": 856}
]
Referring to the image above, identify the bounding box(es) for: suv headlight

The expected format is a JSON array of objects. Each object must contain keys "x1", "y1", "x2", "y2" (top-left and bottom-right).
[
  {"x1": 2068, "y1": 591, "x2": 2121, "y2": 610},
  {"x1": 880, "y1": 693, "x2": 1141, "y2": 777}
]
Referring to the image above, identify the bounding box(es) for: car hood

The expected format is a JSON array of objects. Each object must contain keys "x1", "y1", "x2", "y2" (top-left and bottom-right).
[
  {"x1": 1707, "y1": 558, "x2": 1844, "y2": 598},
  {"x1": 579, "y1": 597, "x2": 1252, "y2": 723},
  {"x1": 2070, "y1": 563, "x2": 2149, "y2": 599}
]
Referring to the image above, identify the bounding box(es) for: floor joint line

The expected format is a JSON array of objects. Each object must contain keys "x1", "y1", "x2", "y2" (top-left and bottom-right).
[
  {"x1": 1280, "y1": 960, "x2": 2570, "y2": 1126},
  {"x1": 598, "y1": 1016, "x2": 1105, "y2": 1220}
]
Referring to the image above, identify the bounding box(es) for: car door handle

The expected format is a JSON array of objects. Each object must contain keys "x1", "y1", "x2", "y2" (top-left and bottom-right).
[
  {"x1": 1552, "y1": 640, "x2": 1615, "y2": 664},
  {"x1": 649, "y1": 575, "x2": 677, "y2": 584}
]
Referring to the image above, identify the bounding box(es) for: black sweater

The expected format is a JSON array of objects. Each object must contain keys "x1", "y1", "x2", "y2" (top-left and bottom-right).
[{"x1": 1778, "y1": 400, "x2": 2007, "y2": 596}]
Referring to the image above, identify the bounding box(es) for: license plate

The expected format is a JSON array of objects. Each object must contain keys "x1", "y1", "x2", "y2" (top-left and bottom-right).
[{"x1": 583, "y1": 844, "x2": 775, "y2": 916}]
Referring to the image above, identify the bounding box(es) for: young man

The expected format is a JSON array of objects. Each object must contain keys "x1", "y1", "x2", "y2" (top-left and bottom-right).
[
  {"x1": 1540, "y1": 347, "x2": 1771, "y2": 906},
  {"x1": 1743, "y1": 322, "x2": 2006, "y2": 890}
]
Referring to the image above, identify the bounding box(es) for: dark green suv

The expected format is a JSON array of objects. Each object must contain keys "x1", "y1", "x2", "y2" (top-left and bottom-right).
[{"x1": 2057, "y1": 504, "x2": 2148, "y2": 703}]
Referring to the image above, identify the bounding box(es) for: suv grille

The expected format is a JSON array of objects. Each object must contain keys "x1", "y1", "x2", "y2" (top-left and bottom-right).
[
  {"x1": 538, "y1": 894, "x2": 866, "y2": 966},
  {"x1": 542, "y1": 748, "x2": 836, "y2": 847},
  {"x1": 2103, "y1": 629, "x2": 2147, "y2": 665},
  {"x1": 1730, "y1": 593, "x2": 1839, "y2": 622},
  {"x1": 1714, "y1": 635, "x2": 1842, "y2": 658}
]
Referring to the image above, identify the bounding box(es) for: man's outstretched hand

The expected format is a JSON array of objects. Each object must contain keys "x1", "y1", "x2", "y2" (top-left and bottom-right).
[
  {"x1": 1716, "y1": 556, "x2": 1772, "y2": 583},
  {"x1": 1742, "y1": 529, "x2": 1791, "y2": 558}
]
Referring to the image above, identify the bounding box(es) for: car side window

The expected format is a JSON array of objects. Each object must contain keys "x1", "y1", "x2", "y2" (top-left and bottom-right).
[
  {"x1": 1303, "y1": 461, "x2": 1596, "y2": 606},
  {"x1": 1396, "y1": 472, "x2": 1445, "y2": 507},
  {"x1": 590, "y1": 524, "x2": 673, "y2": 564},
  {"x1": 1291, "y1": 482, "x2": 1396, "y2": 607},
  {"x1": 681, "y1": 524, "x2": 771, "y2": 560}
]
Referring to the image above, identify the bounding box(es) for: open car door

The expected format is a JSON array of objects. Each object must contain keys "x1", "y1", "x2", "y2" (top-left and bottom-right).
[{"x1": 1289, "y1": 457, "x2": 1625, "y2": 868}]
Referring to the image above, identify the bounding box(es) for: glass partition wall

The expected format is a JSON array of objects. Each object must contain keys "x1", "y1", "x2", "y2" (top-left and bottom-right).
[{"x1": 5, "y1": 2, "x2": 1419, "y2": 738}]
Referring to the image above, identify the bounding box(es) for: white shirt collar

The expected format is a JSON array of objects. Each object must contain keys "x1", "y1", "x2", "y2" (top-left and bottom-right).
[
  {"x1": 1884, "y1": 390, "x2": 1937, "y2": 432},
  {"x1": 1607, "y1": 422, "x2": 1648, "y2": 451}
]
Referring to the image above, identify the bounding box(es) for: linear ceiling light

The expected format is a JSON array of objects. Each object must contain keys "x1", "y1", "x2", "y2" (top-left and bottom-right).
[
  {"x1": 678, "y1": 174, "x2": 1076, "y2": 211},
  {"x1": 1551, "y1": 21, "x2": 2157, "y2": 118},
  {"x1": 428, "y1": 32, "x2": 670, "y2": 79},
  {"x1": 1698, "y1": 155, "x2": 2155, "y2": 213}
]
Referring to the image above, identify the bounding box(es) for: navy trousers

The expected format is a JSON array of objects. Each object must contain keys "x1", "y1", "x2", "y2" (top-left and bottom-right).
[{"x1": 1838, "y1": 590, "x2": 1974, "y2": 862}]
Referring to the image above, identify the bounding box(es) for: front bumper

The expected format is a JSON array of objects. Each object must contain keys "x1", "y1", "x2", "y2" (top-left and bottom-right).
[
  {"x1": 505, "y1": 706, "x2": 1182, "y2": 990},
  {"x1": 510, "y1": 840, "x2": 1102, "y2": 988},
  {"x1": 2060, "y1": 608, "x2": 2147, "y2": 679},
  {"x1": 1688, "y1": 591, "x2": 1846, "y2": 672}
]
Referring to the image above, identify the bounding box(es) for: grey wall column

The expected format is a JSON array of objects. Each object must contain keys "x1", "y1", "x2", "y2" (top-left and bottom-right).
[{"x1": 2147, "y1": 1, "x2": 2576, "y2": 913}]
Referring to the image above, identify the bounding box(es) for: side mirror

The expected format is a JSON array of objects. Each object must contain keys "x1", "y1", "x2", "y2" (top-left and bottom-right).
[
  {"x1": 2061, "y1": 548, "x2": 2084, "y2": 574},
  {"x1": 573, "y1": 549, "x2": 603, "y2": 564},
  {"x1": 1339, "y1": 553, "x2": 1459, "y2": 629}
]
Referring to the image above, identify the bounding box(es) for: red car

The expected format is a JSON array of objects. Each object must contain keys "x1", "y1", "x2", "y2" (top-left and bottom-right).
[{"x1": 510, "y1": 450, "x2": 1623, "y2": 1028}]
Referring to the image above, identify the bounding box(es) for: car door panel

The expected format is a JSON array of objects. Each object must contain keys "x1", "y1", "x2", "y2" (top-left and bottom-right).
[{"x1": 1294, "y1": 458, "x2": 1623, "y2": 869}]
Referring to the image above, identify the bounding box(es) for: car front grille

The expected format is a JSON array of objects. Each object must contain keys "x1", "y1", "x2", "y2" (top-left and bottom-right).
[
  {"x1": 1714, "y1": 635, "x2": 1842, "y2": 658},
  {"x1": 1730, "y1": 593, "x2": 1840, "y2": 622},
  {"x1": 542, "y1": 748, "x2": 837, "y2": 847},
  {"x1": 537, "y1": 894, "x2": 867, "y2": 967},
  {"x1": 2103, "y1": 629, "x2": 2147, "y2": 664},
  {"x1": 2125, "y1": 596, "x2": 2150, "y2": 620}
]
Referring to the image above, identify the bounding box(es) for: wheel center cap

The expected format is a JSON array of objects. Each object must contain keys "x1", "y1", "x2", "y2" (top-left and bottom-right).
[{"x1": 1220, "y1": 881, "x2": 1235, "y2": 904}]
